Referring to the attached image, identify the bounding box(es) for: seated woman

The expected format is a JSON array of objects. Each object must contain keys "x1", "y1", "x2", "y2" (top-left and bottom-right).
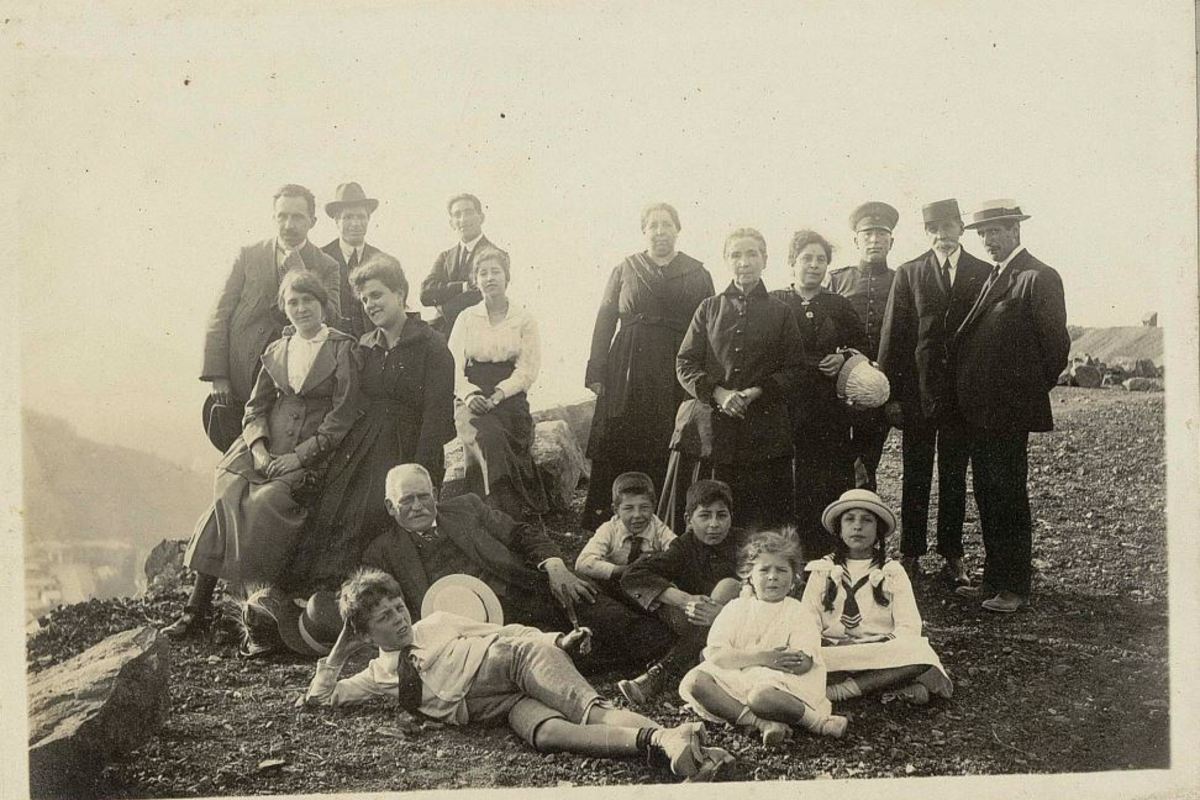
[
  {"x1": 303, "y1": 567, "x2": 734, "y2": 781},
  {"x1": 770, "y1": 230, "x2": 867, "y2": 559},
  {"x1": 670, "y1": 228, "x2": 809, "y2": 532},
  {"x1": 801, "y1": 489, "x2": 953, "y2": 704},
  {"x1": 283, "y1": 255, "x2": 456, "y2": 594},
  {"x1": 446, "y1": 247, "x2": 548, "y2": 520},
  {"x1": 166, "y1": 271, "x2": 361, "y2": 639}
]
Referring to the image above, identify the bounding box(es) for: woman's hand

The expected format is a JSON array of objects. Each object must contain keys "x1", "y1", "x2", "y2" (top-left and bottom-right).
[
  {"x1": 683, "y1": 595, "x2": 724, "y2": 626},
  {"x1": 466, "y1": 394, "x2": 493, "y2": 415},
  {"x1": 210, "y1": 378, "x2": 234, "y2": 406},
  {"x1": 759, "y1": 646, "x2": 813, "y2": 674},
  {"x1": 713, "y1": 387, "x2": 749, "y2": 418},
  {"x1": 265, "y1": 452, "x2": 302, "y2": 478},
  {"x1": 818, "y1": 353, "x2": 845, "y2": 378},
  {"x1": 251, "y1": 442, "x2": 272, "y2": 473},
  {"x1": 488, "y1": 389, "x2": 505, "y2": 406}
]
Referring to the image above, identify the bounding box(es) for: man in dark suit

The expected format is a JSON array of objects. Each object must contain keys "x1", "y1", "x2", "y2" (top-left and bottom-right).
[
  {"x1": 825, "y1": 201, "x2": 898, "y2": 491},
  {"x1": 362, "y1": 464, "x2": 671, "y2": 674},
  {"x1": 322, "y1": 182, "x2": 397, "y2": 338},
  {"x1": 878, "y1": 199, "x2": 990, "y2": 586},
  {"x1": 201, "y1": 184, "x2": 341, "y2": 420},
  {"x1": 420, "y1": 193, "x2": 507, "y2": 336},
  {"x1": 950, "y1": 200, "x2": 1070, "y2": 613}
]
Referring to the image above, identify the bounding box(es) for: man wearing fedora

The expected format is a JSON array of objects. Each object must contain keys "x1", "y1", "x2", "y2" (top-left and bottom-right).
[
  {"x1": 825, "y1": 201, "x2": 899, "y2": 492},
  {"x1": 200, "y1": 184, "x2": 341, "y2": 446},
  {"x1": 420, "y1": 193, "x2": 507, "y2": 336},
  {"x1": 323, "y1": 182, "x2": 397, "y2": 338},
  {"x1": 362, "y1": 464, "x2": 672, "y2": 674},
  {"x1": 878, "y1": 199, "x2": 990, "y2": 586},
  {"x1": 951, "y1": 200, "x2": 1069, "y2": 613}
]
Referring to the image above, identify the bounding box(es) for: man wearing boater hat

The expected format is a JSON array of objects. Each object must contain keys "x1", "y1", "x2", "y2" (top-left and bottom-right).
[
  {"x1": 322, "y1": 182, "x2": 398, "y2": 338},
  {"x1": 951, "y1": 200, "x2": 1069, "y2": 613},
  {"x1": 825, "y1": 201, "x2": 898, "y2": 491},
  {"x1": 878, "y1": 199, "x2": 990, "y2": 587}
]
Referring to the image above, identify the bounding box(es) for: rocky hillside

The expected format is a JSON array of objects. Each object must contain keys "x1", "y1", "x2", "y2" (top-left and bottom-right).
[{"x1": 1068, "y1": 326, "x2": 1163, "y2": 367}]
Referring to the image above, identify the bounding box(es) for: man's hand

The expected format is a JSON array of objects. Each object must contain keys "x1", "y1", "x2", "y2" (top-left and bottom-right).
[
  {"x1": 326, "y1": 618, "x2": 371, "y2": 669},
  {"x1": 683, "y1": 595, "x2": 723, "y2": 626},
  {"x1": 466, "y1": 395, "x2": 492, "y2": 415},
  {"x1": 884, "y1": 400, "x2": 904, "y2": 428},
  {"x1": 818, "y1": 353, "x2": 845, "y2": 378},
  {"x1": 759, "y1": 645, "x2": 813, "y2": 674},
  {"x1": 210, "y1": 378, "x2": 234, "y2": 406},
  {"x1": 265, "y1": 452, "x2": 302, "y2": 478},
  {"x1": 556, "y1": 627, "x2": 593, "y2": 656},
  {"x1": 544, "y1": 559, "x2": 598, "y2": 608}
]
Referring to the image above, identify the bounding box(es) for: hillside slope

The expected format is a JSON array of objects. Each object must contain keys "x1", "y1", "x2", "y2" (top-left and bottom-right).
[{"x1": 1068, "y1": 326, "x2": 1163, "y2": 366}]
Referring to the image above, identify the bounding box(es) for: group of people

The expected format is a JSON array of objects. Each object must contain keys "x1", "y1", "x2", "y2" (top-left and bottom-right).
[{"x1": 168, "y1": 181, "x2": 1069, "y2": 779}]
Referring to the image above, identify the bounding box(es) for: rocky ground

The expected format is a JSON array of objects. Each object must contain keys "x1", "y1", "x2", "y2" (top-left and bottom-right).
[{"x1": 26, "y1": 387, "x2": 1169, "y2": 796}]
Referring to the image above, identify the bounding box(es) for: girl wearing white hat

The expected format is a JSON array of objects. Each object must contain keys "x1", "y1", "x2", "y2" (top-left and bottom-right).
[{"x1": 800, "y1": 489, "x2": 953, "y2": 705}]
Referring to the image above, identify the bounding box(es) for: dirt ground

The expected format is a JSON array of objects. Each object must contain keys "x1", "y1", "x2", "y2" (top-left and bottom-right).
[{"x1": 26, "y1": 387, "x2": 1169, "y2": 796}]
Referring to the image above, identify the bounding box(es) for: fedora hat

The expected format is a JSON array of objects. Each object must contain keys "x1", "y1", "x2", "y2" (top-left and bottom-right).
[
  {"x1": 921, "y1": 198, "x2": 963, "y2": 225},
  {"x1": 821, "y1": 489, "x2": 897, "y2": 536},
  {"x1": 324, "y1": 182, "x2": 379, "y2": 218},
  {"x1": 202, "y1": 394, "x2": 242, "y2": 453},
  {"x1": 421, "y1": 574, "x2": 504, "y2": 624},
  {"x1": 240, "y1": 587, "x2": 343, "y2": 658},
  {"x1": 964, "y1": 199, "x2": 1030, "y2": 229}
]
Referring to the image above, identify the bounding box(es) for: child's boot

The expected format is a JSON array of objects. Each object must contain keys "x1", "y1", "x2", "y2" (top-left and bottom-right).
[
  {"x1": 799, "y1": 706, "x2": 849, "y2": 738},
  {"x1": 618, "y1": 640, "x2": 699, "y2": 706}
]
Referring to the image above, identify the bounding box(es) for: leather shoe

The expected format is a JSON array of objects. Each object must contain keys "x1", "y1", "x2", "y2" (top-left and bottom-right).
[
  {"x1": 954, "y1": 582, "x2": 994, "y2": 600},
  {"x1": 162, "y1": 606, "x2": 209, "y2": 639},
  {"x1": 942, "y1": 557, "x2": 970, "y2": 587},
  {"x1": 982, "y1": 591, "x2": 1028, "y2": 613}
]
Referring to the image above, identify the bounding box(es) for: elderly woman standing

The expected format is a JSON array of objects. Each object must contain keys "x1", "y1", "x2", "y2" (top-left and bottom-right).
[
  {"x1": 672, "y1": 228, "x2": 809, "y2": 532},
  {"x1": 283, "y1": 256, "x2": 456, "y2": 594},
  {"x1": 166, "y1": 271, "x2": 361, "y2": 638},
  {"x1": 447, "y1": 247, "x2": 548, "y2": 520},
  {"x1": 581, "y1": 203, "x2": 714, "y2": 531},
  {"x1": 771, "y1": 231, "x2": 867, "y2": 558}
]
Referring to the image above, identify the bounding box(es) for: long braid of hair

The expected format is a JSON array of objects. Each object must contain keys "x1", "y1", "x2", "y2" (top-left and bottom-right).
[
  {"x1": 821, "y1": 542, "x2": 848, "y2": 613},
  {"x1": 870, "y1": 535, "x2": 890, "y2": 607}
]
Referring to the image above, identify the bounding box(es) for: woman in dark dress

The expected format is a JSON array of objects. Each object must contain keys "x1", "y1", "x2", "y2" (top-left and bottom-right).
[
  {"x1": 771, "y1": 230, "x2": 868, "y2": 558},
  {"x1": 670, "y1": 228, "x2": 810, "y2": 533},
  {"x1": 581, "y1": 203, "x2": 714, "y2": 531},
  {"x1": 283, "y1": 256, "x2": 456, "y2": 594},
  {"x1": 446, "y1": 247, "x2": 548, "y2": 520}
]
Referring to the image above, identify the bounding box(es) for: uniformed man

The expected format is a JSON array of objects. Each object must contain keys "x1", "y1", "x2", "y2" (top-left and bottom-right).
[{"x1": 824, "y1": 202, "x2": 898, "y2": 491}]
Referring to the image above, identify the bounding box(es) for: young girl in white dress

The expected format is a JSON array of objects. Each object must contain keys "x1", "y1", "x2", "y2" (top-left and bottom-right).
[
  {"x1": 801, "y1": 489, "x2": 954, "y2": 704},
  {"x1": 678, "y1": 528, "x2": 848, "y2": 745}
]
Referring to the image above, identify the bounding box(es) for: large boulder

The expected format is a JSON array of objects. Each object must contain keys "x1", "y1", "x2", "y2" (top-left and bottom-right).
[
  {"x1": 139, "y1": 538, "x2": 188, "y2": 595},
  {"x1": 28, "y1": 626, "x2": 170, "y2": 797},
  {"x1": 532, "y1": 398, "x2": 596, "y2": 457},
  {"x1": 1070, "y1": 362, "x2": 1103, "y2": 388},
  {"x1": 532, "y1": 419, "x2": 588, "y2": 511}
]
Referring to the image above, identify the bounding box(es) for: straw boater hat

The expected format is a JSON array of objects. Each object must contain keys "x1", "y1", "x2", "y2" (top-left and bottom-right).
[
  {"x1": 324, "y1": 182, "x2": 379, "y2": 218},
  {"x1": 835, "y1": 351, "x2": 891, "y2": 409},
  {"x1": 821, "y1": 489, "x2": 897, "y2": 536},
  {"x1": 963, "y1": 199, "x2": 1030, "y2": 230},
  {"x1": 421, "y1": 574, "x2": 504, "y2": 624}
]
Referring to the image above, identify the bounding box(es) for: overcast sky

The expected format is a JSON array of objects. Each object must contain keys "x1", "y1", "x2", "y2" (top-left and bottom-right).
[{"x1": 8, "y1": 1, "x2": 1196, "y2": 471}]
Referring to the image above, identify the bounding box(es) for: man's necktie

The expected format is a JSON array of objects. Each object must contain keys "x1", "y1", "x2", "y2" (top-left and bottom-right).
[
  {"x1": 396, "y1": 647, "x2": 423, "y2": 713},
  {"x1": 456, "y1": 246, "x2": 468, "y2": 278},
  {"x1": 839, "y1": 574, "x2": 872, "y2": 630},
  {"x1": 941, "y1": 262, "x2": 952, "y2": 291},
  {"x1": 348, "y1": 249, "x2": 360, "y2": 271}
]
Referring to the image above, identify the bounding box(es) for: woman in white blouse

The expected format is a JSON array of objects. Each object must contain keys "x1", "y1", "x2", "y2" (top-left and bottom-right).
[
  {"x1": 446, "y1": 247, "x2": 548, "y2": 519},
  {"x1": 166, "y1": 271, "x2": 361, "y2": 645}
]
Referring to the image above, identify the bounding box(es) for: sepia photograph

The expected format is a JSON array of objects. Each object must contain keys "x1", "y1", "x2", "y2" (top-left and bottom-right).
[{"x1": 3, "y1": 2, "x2": 1197, "y2": 799}]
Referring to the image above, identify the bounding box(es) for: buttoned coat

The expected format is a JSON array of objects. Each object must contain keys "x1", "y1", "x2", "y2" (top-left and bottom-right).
[
  {"x1": 950, "y1": 249, "x2": 1070, "y2": 433},
  {"x1": 877, "y1": 248, "x2": 991, "y2": 422},
  {"x1": 824, "y1": 262, "x2": 895, "y2": 359},
  {"x1": 322, "y1": 239, "x2": 386, "y2": 338},
  {"x1": 201, "y1": 238, "x2": 342, "y2": 403},
  {"x1": 419, "y1": 235, "x2": 505, "y2": 335},
  {"x1": 676, "y1": 281, "x2": 809, "y2": 464}
]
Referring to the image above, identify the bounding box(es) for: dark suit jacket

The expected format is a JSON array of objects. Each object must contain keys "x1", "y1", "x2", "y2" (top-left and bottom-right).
[
  {"x1": 321, "y1": 239, "x2": 388, "y2": 338},
  {"x1": 878, "y1": 248, "x2": 990, "y2": 422},
  {"x1": 201, "y1": 238, "x2": 341, "y2": 403},
  {"x1": 361, "y1": 493, "x2": 562, "y2": 619},
  {"x1": 950, "y1": 249, "x2": 1070, "y2": 433},
  {"x1": 419, "y1": 235, "x2": 505, "y2": 335}
]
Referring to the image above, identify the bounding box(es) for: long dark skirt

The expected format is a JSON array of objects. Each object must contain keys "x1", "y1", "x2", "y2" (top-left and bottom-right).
[
  {"x1": 792, "y1": 420, "x2": 853, "y2": 561},
  {"x1": 456, "y1": 360, "x2": 548, "y2": 518},
  {"x1": 658, "y1": 451, "x2": 793, "y2": 534}
]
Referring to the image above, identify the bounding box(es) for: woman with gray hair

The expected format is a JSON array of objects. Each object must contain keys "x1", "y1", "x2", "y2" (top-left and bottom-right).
[{"x1": 581, "y1": 203, "x2": 714, "y2": 531}]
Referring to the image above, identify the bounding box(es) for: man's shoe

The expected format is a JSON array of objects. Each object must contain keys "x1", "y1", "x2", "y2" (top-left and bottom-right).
[
  {"x1": 653, "y1": 722, "x2": 706, "y2": 777},
  {"x1": 943, "y1": 557, "x2": 970, "y2": 587},
  {"x1": 982, "y1": 591, "x2": 1028, "y2": 613},
  {"x1": 162, "y1": 606, "x2": 209, "y2": 640},
  {"x1": 954, "y1": 582, "x2": 994, "y2": 600},
  {"x1": 618, "y1": 661, "x2": 670, "y2": 707}
]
